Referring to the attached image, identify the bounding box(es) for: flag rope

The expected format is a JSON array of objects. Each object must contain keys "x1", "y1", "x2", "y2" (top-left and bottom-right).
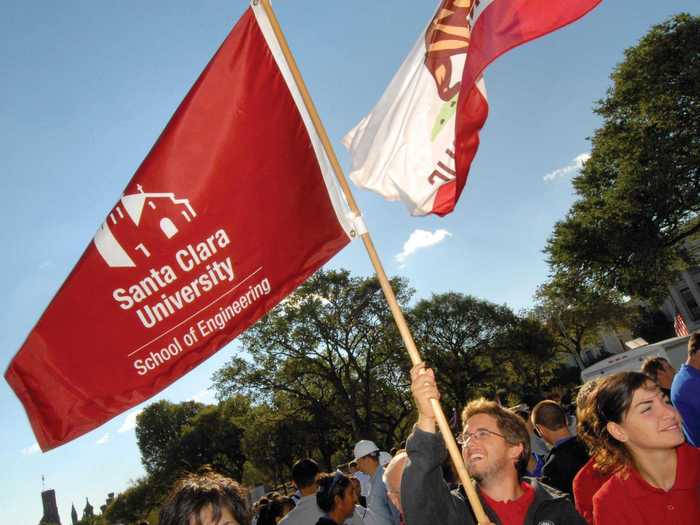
[{"x1": 257, "y1": 1, "x2": 489, "y2": 523}]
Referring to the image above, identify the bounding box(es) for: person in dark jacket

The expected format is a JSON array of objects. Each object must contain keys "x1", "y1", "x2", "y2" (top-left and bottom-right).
[
  {"x1": 402, "y1": 363, "x2": 585, "y2": 525},
  {"x1": 531, "y1": 400, "x2": 589, "y2": 496}
]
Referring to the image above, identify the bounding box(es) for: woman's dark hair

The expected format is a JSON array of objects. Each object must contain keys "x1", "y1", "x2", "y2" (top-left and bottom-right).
[
  {"x1": 158, "y1": 470, "x2": 251, "y2": 525},
  {"x1": 257, "y1": 495, "x2": 295, "y2": 525},
  {"x1": 316, "y1": 472, "x2": 351, "y2": 513},
  {"x1": 585, "y1": 371, "x2": 656, "y2": 475}
]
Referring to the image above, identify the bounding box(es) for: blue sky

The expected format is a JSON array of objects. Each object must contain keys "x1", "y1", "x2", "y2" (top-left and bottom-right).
[{"x1": 2, "y1": 1, "x2": 698, "y2": 523}]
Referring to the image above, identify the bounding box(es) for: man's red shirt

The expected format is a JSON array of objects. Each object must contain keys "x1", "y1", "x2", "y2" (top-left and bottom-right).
[{"x1": 481, "y1": 482, "x2": 535, "y2": 525}]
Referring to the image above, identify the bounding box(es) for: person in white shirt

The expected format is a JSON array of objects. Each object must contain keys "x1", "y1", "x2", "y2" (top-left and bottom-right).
[
  {"x1": 352, "y1": 440, "x2": 400, "y2": 525},
  {"x1": 279, "y1": 458, "x2": 323, "y2": 525},
  {"x1": 349, "y1": 460, "x2": 371, "y2": 501}
]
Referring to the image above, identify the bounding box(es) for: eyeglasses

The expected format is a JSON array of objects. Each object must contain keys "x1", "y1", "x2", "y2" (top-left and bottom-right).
[
  {"x1": 532, "y1": 424, "x2": 543, "y2": 439},
  {"x1": 457, "y1": 428, "x2": 506, "y2": 445}
]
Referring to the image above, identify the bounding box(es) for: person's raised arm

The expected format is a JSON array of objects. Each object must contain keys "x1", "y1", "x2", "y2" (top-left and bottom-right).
[{"x1": 410, "y1": 363, "x2": 439, "y2": 434}]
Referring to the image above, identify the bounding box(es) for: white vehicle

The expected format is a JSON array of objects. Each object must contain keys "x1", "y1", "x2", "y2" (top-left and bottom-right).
[{"x1": 581, "y1": 335, "x2": 690, "y2": 382}]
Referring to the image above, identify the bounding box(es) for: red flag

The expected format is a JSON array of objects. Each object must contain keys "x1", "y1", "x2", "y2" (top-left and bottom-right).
[
  {"x1": 675, "y1": 312, "x2": 689, "y2": 337},
  {"x1": 5, "y1": 5, "x2": 354, "y2": 451}
]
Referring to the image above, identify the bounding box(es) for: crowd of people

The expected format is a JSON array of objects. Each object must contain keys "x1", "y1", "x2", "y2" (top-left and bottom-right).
[{"x1": 154, "y1": 333, "x2": 700, "y2": 525}]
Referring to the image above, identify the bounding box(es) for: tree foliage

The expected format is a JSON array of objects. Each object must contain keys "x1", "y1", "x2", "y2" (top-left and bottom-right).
[
  {"x1": 214, "y1": 272, "x2": 570, "y2": 468},
  {"x1": 102, "y1": 477, "x2": 154, "y2": 525},
  {"x1": 546, "y1": 14, "x2": 700, "y2": 302},
  {"x1": 410, "y1": 292, "x2": 515, "y2": 405},
  {"x1": 105, "y1": 398, "x2": 248, "y2": 522},
  {"x1": 135, "y1": 400, "x2": 204, "y2": 482},
  {"x1": 535, "y1": 269, "x2": 630, "y2": 367},
  {"x1": 212, "y1": 269, "x2": 413, "y2": 466},
  {"x1": 410, "y1": 293, "x2": 563, "y2": 409}
]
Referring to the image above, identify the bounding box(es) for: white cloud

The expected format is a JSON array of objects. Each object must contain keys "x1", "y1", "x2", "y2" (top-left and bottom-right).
[
  {"x1": 21, "y1": 442, "x2": 40, "y2": 456},
  {"x1": 543, "y1": 152, "x2": 591, "y2": 182},
  {"x1": 395, "y1": 229, "x2": 452, "y2": 265},
  {"x1": 189, "y1": 388, "x2": 216, "y2": 405},
  {"x1": 96, "y1": 433, "x2": 110, "y2": 445},
  {"x1": 118, "y1": 409, "x2": 143, "y2": 433}
]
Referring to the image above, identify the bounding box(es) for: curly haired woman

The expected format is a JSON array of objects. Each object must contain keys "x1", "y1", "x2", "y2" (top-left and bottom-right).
[{"x1": 583, "y1": 372, "x2": 700, "y2": 524}]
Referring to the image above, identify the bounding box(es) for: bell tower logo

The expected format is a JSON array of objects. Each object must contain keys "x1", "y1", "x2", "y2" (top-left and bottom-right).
[{"x1": 94, "y1": 185, "x2": 197, "y2": 268}]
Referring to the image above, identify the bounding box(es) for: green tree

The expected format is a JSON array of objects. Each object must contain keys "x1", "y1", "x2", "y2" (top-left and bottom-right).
[
  {"x1": 409, "y1": 292, "x2": 519, "y2": 408},
  {"x1": 137, "y1": 399, "x2": 246, "y2": 484},
  {"x1": 235, "y1": 399, "x2": 316, "y2": 486},
  {"x1": 545, "y1": 14, "x2": 700, "y2": 302},
  {"x1": 136, "y1": 400, "x2": 204, "y2": 479},
  {"x1": 410, "y1": 293, "x2": 563, "y2": 408},
  {"x1": 499, "y1": 314, "x2": 567, "y2": 404},
  {"x1": 122, "y1": 397, "x2": 247, "y2": 516},
  {"x1": 177, "y1": 399, "x2": 247, "y2": 480},
  {"x1": 535, "y1": 269, "x2": 630, "y2": 368},
  {"x1": 102, "y1": 477, "x2": 154, "y2": 525},
  {"x1": 212, "y1": 269, "x2": 414, "y2": 466}
]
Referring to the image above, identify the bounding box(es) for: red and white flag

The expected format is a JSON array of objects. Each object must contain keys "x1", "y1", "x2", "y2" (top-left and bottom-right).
[
  {"x1": 343, "y1": 0, "x2": 601, "y2": 216},
  {"x1": 5, "y1": 4, "x2": 355, "y2": 451},
  {"x1": 675, "y1": 312, "x2": 689, "y2": 337}
]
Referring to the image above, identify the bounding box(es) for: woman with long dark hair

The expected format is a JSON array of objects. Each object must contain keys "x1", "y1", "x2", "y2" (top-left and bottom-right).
[
  {"x1": 584, "y1": 371, "x2": 700, "y2": 524},
  {"x1": 315, "y1": 472, "x2": 356, "y2": 525}
]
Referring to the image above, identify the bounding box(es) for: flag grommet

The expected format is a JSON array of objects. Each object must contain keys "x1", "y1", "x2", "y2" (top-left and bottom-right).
[{"x1": 347, "y1": 213, "x2": 368, "y2": 237}]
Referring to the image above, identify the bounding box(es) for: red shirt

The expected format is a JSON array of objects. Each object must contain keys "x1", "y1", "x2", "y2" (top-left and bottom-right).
[
  {"x1": 572, "y1": 456, "x2": 611, "y2": 524},
  {"x1": 592, "y1": 443, "x2": 700, "y2": 525},
  {"x1": 481, "y1": 482, "x2": 535, "y2": 525}
]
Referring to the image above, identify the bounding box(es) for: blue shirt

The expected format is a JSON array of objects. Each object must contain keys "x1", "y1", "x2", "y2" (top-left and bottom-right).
[
  {"x1": 671, "y1": 363, "x2": 700, "y2": 446},
  {"x1": 367, "y1": 465, "x2": 400, "y2": 525}
]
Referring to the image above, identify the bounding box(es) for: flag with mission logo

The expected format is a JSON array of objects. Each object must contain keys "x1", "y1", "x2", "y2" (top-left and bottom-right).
[
  {"x1": 5, "y1": 3, "x2": 355, "y2": 451},
  {"x1": 343, "y1": 0, "x2": 601, "y2": 216}
]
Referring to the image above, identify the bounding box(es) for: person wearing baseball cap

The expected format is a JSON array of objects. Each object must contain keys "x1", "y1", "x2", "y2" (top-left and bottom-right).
[{"x1": 352, "y1": 440, "x2": 400, "y2": 525}]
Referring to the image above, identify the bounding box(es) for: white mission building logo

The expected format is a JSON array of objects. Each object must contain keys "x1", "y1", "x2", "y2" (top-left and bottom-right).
[{"x1": 94, "y1": 185, "x2": 196, "y2": 268}]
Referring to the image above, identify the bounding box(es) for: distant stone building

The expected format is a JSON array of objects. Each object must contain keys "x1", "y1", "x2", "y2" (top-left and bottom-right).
[
  {"x1": 82, "y1": 498, "x2": 94, "y2": 520},
  {"x1": 663, "y1": 268, "x2": 700, "y2": 334},
  {"x1": 38, "y1": 489, "x2": 61, "y2": 525}
]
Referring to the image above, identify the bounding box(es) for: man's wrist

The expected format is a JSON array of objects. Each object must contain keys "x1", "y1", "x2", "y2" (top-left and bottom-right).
[{"x1": 416, "y1": 413, "x2": 437, "y2": 433}]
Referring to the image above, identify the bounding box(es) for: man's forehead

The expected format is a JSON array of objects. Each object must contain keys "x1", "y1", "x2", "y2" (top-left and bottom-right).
[{"x1": 463, "y1": 412, "x2": 499, "y2": 430}]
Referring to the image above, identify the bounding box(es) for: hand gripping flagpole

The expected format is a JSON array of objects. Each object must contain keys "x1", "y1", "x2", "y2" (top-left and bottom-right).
[{"x1": 257, "y1": 2, "x2": 489, "y2": 523}]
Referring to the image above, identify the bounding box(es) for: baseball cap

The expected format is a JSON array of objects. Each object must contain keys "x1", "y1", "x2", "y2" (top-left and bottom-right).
[{"x1": 353, "y1": 440, "x2": 379, "y2": 461}]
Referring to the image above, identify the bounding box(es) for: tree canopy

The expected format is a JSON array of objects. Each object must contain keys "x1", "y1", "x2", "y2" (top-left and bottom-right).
[
  {"x1": 212, "y1": 269, "x2": 413, "y2": 466},
  {"x1": 546, "y1": 14, "x2": 700, "y2": 302},
  {"x1": 410, "y1": 292, "x2": 562, "y2": 407},
  {"x1": 534, "y1": 269, "x2": 630, "y2": 368}
]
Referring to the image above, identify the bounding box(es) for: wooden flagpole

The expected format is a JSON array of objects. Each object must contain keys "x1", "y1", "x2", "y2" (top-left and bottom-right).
[{"x1": 257, "y1": 1, "x2": 490, "y2": 523}]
